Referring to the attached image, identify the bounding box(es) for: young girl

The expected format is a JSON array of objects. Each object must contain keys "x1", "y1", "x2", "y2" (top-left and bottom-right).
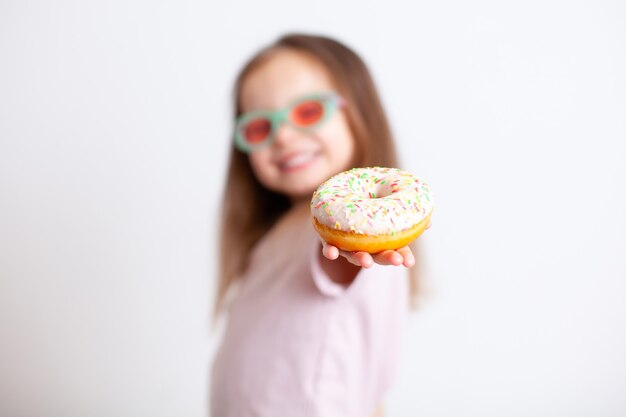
[{"x1": 211, "y1": 33, "x2": 429, "y2": 417}]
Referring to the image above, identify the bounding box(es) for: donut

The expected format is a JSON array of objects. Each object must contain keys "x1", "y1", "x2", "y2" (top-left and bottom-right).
[{"x1": 310, "y1": 167, "x2": 434, "y2": 253}]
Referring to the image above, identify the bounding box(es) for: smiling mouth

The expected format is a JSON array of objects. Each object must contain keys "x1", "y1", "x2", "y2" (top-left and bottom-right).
[{"x1": 278, "y1": 151, "x2": 320, "y2": 172}]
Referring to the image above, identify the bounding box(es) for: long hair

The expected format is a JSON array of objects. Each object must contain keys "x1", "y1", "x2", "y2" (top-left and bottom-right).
[{"x1": 214, "y1": 33, "x2": 423, "y2": 316}]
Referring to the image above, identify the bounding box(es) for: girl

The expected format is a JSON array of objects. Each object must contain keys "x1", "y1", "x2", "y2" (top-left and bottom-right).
[{"x1": 211, "y1": 33, "x2": 429, "y2": 417}]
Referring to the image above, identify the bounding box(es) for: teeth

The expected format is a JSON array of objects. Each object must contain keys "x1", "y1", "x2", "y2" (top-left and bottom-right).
[{"x1": 282, "y1": 152, "x2": 315, "y2": 169}]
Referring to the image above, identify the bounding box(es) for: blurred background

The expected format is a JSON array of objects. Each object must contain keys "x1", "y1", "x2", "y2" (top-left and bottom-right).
[{"x1": 1, "y1": 0, "x2": 625, "y2": 416}]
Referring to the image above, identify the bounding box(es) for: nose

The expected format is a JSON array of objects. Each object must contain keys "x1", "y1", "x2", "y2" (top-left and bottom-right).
[{"x1": 272, "y1": 121, "x2": 300, "y2": 148}]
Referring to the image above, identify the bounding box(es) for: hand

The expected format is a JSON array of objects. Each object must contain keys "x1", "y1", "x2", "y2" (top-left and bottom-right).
[
  {"x1": 320, "y1": 220, "x2": 431, "y2": 269},
  {"x1": 321, "y1": 242, "x2": 413, "y2": 268}
]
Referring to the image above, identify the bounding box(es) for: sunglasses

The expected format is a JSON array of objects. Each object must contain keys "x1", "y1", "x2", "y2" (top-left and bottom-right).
[{"x1": 234, "y1": 92, "x2": 345, "y2": 153}]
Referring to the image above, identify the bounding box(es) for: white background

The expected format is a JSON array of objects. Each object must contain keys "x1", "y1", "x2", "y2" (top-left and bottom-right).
[{"x1": 1, "y1": 0, "x2": 625, "y2": 416}]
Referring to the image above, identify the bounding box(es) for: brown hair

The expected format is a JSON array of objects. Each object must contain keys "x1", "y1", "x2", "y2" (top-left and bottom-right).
[{"x1": 214, "y1": 33, "x2": 423, "y2": 316}]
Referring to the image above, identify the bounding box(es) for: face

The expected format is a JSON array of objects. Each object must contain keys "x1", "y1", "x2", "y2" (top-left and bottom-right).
[{"x1": 239, "y1": 49, "x2": 356, "y2": 201}]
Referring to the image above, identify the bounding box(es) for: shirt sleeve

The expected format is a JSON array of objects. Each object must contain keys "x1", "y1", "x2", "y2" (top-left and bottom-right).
[{"x1": 309, "y1": 238, "x2": 358, "y2": 298}]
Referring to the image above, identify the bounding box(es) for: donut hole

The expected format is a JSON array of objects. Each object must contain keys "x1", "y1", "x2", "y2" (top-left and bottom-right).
[{"x1": 367, "y1": 182, "x2": 394, "y2": 199}]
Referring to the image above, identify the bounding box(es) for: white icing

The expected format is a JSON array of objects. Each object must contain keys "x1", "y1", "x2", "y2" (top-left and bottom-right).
[{"x1": 310, "y1": 167, "x2": 434, "y2": 235}]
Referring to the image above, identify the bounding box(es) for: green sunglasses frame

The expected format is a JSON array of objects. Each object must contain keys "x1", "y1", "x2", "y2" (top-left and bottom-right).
[{"x1": 234, "y1": 91, "x2": 344, "y2": 153}]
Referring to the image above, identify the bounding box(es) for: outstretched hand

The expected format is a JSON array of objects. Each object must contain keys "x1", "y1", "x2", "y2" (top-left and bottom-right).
[
  {"x1": 321, "y1": 221, "x2": 431, "y2": 268},
  {"x1": 322, "y1": 242, "x2": 415, "y2": 268}
]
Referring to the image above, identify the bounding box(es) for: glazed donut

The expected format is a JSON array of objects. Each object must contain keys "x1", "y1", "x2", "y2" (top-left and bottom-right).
[{"x1": 310, "y1": 167, "x2": 434, "y2": 253}]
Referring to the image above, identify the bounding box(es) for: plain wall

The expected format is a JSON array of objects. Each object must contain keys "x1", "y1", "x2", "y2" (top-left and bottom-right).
[{"x1": 1, "y1": 0, "x2": 625, "y2": 416}]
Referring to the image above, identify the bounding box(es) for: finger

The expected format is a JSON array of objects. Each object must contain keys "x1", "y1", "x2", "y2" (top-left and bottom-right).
[
  {"x1": 396, "y1": 246, "x2": 415, "y2": 268},
  {"x1": 338, "y1": 250, "x2": 373, "y2": 268},
  {"x1": 322, "y1": 242, "x2": 339, "y2": 260},
  {"x1": 340, "y1": 251, "x2": 361, "y2": 266},
  {"x1": 335, "y1": 248, "x2": 362, "y2": 266},
  {"x1": 372, "y1": 250, "x2": 403, "y2": 266},
  {"x1": 353, "y1": 252, "x2": 374, "y2": 268}
]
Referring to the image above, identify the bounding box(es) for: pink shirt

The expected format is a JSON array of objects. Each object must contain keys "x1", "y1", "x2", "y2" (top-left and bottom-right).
[{"x1": 211, "y1": 204, "x2": 409, "y2": 417}]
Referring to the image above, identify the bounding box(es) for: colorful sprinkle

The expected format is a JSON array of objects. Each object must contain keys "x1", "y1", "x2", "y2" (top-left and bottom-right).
[{"x1": 310, "y1": 167, "x2": 435, "y2": 236}]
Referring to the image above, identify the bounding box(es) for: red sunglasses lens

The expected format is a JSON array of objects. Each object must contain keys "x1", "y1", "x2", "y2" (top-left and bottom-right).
[
  {"x1": 243, "y1": 118, "x2": 271, "y2": 143},
  {"x1": 290, "y1": 100, "x2": 324, "y2": 127}
]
